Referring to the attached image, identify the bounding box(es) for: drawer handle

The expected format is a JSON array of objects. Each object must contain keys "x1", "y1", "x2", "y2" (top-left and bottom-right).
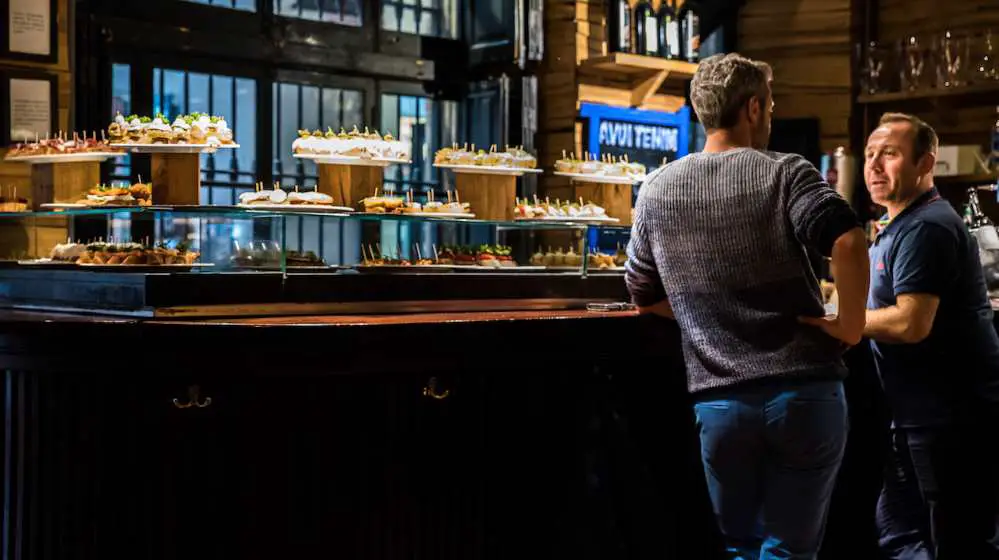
[
  {"x1": 172, "y1": 385, "x2": 212, "y2": 409},
  {"x1": 422, "y1": 377, "x2": 450, "y2": 400}
]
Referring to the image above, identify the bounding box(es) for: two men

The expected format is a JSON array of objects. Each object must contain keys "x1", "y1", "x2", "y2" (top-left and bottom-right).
[
  {"x1": 625, "y1": 53, "x2": 870, "y2": 558},
  {"x1": 857, "y1": 113, "x2": 999, "y2": 558}
]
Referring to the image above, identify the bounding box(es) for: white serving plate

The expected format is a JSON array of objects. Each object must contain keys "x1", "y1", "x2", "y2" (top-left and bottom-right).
[
  {"x1": 40, "y1": 203, "x2": 89, "y2": 209},
  {"x1": 554, "y1": 171, "x2": 645, "y2": 185},
  {"x1": 514, "y1": 215, "x2": 621, "y2": 224},
  {"x1": 398, "y1": 212, "x2": 476, "y2": 219},
  {"x1": 5, "y1": 152, "x2": 126, "y2": 164},
  {"x1": 237, "y1": 203, "x2": 354, "y2": 213},
  {"x1": 435, "y1": 164, "x2": 543, "y2": 176},
  {"x1": 110, "y1": 143, "x2": 239, "y2": 154},
  {"x1": 293, "y1": 153, "x2": 411, "y2": 167}
]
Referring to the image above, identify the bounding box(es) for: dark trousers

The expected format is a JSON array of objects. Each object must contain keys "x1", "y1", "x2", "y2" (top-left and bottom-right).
[
  {"x1": 876, "y1": 423, "x2": 999, "y2": 559},
  {"x1": 693, "y1": 380, "x2": 848, "y2": 560}
]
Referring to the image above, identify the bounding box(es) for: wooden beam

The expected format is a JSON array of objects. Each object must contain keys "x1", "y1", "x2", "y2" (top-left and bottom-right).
[{"x1": 630, "y1": 71, "x2": 670, "y2": 107}]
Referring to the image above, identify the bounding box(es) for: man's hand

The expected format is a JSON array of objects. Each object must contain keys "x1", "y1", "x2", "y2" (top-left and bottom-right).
[
  {"x1": 799, "y1": 314, "x2": 862, "y2": 347},
  {"x1": 638, "y1": 299, "x2": 675, "y2": 319}
]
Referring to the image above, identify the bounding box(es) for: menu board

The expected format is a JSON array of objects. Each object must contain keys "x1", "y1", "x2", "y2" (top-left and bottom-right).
[
  {"x1": 579, "y1": 102, "x2": 692, "y2": 174},
  {"x1": 8, "y1": 0, "x2": 51, "y2": 57},
  {"x1": 9, "y1": 77, "x2": 51, "y2": 143}
]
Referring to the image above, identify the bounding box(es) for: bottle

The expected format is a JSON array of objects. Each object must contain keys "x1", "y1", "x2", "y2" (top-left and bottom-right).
[
  {"x1": 679, "y1": 2, "x2": 700, "y2": 62},
  {"x1": 991, "y1": 105, "x2": 999, "y2": 173},
  {"x1": 634, "y1": 1, "x2": 658, "y2": 57},
  {"x1": 657, "y1": 0, "x2": 679, "y2": 59},
  {"x1": 607, "y1": 0, "x2": 631, "y2": 53}
]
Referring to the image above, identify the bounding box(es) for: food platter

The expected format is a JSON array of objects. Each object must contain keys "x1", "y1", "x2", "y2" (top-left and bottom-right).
[
  {"x1": 293, "y1": 153, "x2": 410, "y2": 167},
  {"x1": 5, "y1": 152, "x2": 125, "y2": 164},
  {"x1": 110, "y1": 143, "x2": 239, "y2": 154},
  {"x1": 236, "y1": 203, "x2": 354, "y2": 213},
  {"x1": 435, "y1": 164, "x2": 543, "y2": 176},
  {"x1": 554, "y1": 171, "x2": 645, "y2": 185},
  {"x1": 514, "y1": 215, "x2": 621, "y2": 224}
]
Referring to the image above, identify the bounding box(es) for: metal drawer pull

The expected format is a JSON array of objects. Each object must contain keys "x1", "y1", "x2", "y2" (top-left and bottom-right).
[
  {"x1": 172, "y1": 385, "x2": 212, "y2": 409},
  {"x1": 422, "y1": 377, "x2": 450, "y2": 400}
]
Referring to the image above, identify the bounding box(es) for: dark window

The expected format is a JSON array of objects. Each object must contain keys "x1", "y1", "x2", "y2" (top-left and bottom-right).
[
  {"x1": 272, "y1": 82, "x2": 364, "y2": 188},
  {"x1": 110, "y1": 63, "x2": 132, "y2": 182},
  {"x1": 380, "y1": 93, "x2": 458, "y2": 197},
  {"x1": 152, "y1": 67, "x2": 258, "y2": 204},
  {"x1": 274, "y1": 0, "x2": 363, "y2": 26},
  {"x1": 182, "y1": 0, "x2": 256, "y2": 11},
  {"x1": 381, "y1": 0, "x2": 457, "y2": 38}
]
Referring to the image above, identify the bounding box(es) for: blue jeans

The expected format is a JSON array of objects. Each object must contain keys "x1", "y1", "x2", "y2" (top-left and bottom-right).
[
  {"x1": 693, "y1": 380, "x2": 848, "y2": 560},
  {"x1": 877, "y1": 424, "x2": 999, "y2": 559}
]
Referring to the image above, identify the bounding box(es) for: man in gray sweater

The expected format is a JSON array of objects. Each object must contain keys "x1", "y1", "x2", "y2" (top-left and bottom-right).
[{"x1": 625, "y1": 53, "x2": 870, "y2": 559}]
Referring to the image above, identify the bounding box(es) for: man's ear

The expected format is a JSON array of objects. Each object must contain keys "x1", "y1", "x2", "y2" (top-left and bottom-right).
[
  {"x1": 746, "y1": 96, "x2": 760, "y2": 125},
  {"x1": 916, "y1": 151, "x2": 936, "y2": 177}
]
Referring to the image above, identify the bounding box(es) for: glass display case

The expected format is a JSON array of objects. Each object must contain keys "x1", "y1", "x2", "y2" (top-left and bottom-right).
[{"x1": 0, "y1": 207, "x2": 633, "y2": 317}]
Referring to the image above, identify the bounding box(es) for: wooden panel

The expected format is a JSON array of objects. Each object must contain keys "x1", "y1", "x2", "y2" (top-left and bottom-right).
[
  {"x1": 30, "y1": 161, "x2": 101, "y2": 208},
  {"x1": 740, "y1": 0, "x2": 853, "y2": 152},
  {"x1": 151, "y1": 153, "x2": 201, "y2": 205},
  {"x1": 317, "y1": 164, "x2": 383, "y2": 208},
  {"x1": 0, "y1": 0, "x2": 72, "y2": 193},
  {"x1": 454, "y1": 174, "x2": 517, "y2": 221},
  {"x1": 573, "y1": 182, "x2": 634, "y2": 225},
  {"x1": 879, "y1": 0, "x2": 999, "y2": 42}
]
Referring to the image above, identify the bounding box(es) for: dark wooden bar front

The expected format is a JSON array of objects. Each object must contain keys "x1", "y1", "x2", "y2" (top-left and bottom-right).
[{"x1": 0, "y1": 309, "x2": 888, "y2": 559}]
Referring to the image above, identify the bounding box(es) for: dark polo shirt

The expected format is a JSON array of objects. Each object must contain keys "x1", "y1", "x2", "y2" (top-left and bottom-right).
[{"x1": 868, "y1": 187, "x2": 999, "y2": 427}]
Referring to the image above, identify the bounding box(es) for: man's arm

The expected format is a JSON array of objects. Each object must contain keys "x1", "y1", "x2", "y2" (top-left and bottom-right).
[
  {"x1": 625, "y1": 195, "x2": 673, "y2": 319},
  {"x1": 864, "y1": 293, "x2": 940, "y2": 343},
  {"x1": 784, "y1": 156, "x2": 869, "y2": 345},
  {"x1": 864, "y1": 222, "x2": 955, "y2": 344}
]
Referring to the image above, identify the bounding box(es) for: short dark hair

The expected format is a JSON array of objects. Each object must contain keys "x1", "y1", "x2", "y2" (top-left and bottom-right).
[
  {"x1": 690, "y1": 53, "x2": 773, "y2": 130},
  {"x1": 878, "y1": 112, "x2": 939, "y2": 162}
]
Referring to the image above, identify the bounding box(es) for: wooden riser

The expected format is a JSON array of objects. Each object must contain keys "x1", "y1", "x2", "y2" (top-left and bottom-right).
[
  {"x1": 151, "y1": 153, "x2": 201, "y2": 205},
  {"x1": 573, "y1": 182, "x2": 633, "y2": 226},
  {"x1": 454, "y1": 174, "x2": 518, "y2": 222},
  {"x1": 30, "y1": 161, "x2": 101, "y2": 209},
  {"x1": 317, "y1": 164, "x2": 384, "y2": 208}
]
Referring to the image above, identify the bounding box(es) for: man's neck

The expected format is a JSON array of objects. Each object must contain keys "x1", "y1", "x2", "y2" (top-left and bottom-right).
[
  {"x1": 886, "y1": 184, "x2": 934, "y2": 220},
  {"x1": 702, "y1": 129, "x2": 752, "y2": 153}
]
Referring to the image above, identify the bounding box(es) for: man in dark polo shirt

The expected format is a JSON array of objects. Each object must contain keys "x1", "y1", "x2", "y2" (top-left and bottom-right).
[{"x1": 861, "y1": 112, "x2": 999, "y2": 558}]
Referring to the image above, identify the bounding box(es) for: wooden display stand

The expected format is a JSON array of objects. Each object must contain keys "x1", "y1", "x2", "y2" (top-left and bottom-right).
[
  {"x1": 151, "y1": 153, "x2": 201, "y2": 205},
  {"x1": 454, "y1": 174, "x2": 518, "y2": 222},
  {"x1": 317, "y1": 164, "x2": 383, "y2": 208},
  {"x1": 572, "y1": 181, "x2": 634, "y2": 226},
  {"x1": 30, "y1": 161, "x2": 101, "y2": 210}
]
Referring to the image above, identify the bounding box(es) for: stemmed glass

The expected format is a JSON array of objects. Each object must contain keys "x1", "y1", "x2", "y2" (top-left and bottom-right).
[
  {"x1": 939, "y1": 30, "x2": 968, "y2": 87},
  {"x1": 903, "y1": 35, "x2": 926, "y2": 91},
  {"x1": 864, "y1": 41, "x2": 886, "y2": 94}
]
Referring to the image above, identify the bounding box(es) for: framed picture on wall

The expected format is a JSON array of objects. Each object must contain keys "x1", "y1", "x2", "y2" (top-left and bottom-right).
[
  {"x1": 0, "y1": 0, "x2": 58, "y2": 63},
  {"x1": 0, "y1": 70, "x2": 57, "y2": 145}
]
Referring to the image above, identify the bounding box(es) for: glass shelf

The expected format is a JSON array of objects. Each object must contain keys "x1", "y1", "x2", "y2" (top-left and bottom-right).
[{"x1": 0, "y1": 206, "x2": 632, "y2": 276}]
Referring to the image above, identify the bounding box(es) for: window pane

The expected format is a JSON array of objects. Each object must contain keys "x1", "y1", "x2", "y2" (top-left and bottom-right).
[
  {"x1": 211, "y1": 75, "x2": 234, "y2": 175},
  {"x1": 275, "y1": 0, "x2": 361, "y2": 26},
  {"x1": 321, "y1": 88, "x2": 341, "y2": 131},
  {"x1": 158, "y1": 69, "x2": 186, "y2": 116},
  {"x1": 111, "y1": 63, "x2": 132, "y2": 180},
  {"x1": 301, "y1": 85, "x2": 320, "y2": 132},
  {"x1": 400, "y1": 7, "x2": 417, "y2": 34},
  {"x1": 188, "y1": 73, "x2": 210, "y2": 115},
  {"x1": 342, "y1": 90, "x2": 363, "y2": 129},
  {"x1": 383, "y1": 0, "x2": 455, "y2": 37},
  {"x1": 181, "y1": 0, "x2": 256, "y2": 11},
  {"x1": 236, "y1": 78, "x2": 256, "y2": 178},
  {"x1": 279, "y1": 83, "x2": 300, "y2": 183}
]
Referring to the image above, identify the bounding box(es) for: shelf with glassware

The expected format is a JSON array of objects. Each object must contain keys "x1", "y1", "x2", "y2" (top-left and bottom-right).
[{"x1": 857, "y1": 30, "x2": 999, "y2": 104}]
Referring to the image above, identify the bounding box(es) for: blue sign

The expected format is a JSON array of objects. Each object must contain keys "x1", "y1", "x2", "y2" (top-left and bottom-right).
[{"x1": 579, "y1": 102, "x2": 691, "y2": 171}]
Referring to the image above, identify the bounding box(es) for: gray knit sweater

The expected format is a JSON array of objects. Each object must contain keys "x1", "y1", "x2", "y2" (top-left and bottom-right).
[{"x1": 625, "y1": 148, "x2": 860, "y2": 394}]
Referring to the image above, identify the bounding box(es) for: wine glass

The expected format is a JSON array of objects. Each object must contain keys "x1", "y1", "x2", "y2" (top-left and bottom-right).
[
  {"x1": 939, "y1": 31, "x2": 968, "y2": 88},
  {"x1": 970, "y1": 29, "x2": 998, "y2": 83},
  {"x1": 865, "y1": 41, "x2": 886, "y2": 94},
  {"x1": 904, "y1": 35, "x2": 926, "y2": 91}
]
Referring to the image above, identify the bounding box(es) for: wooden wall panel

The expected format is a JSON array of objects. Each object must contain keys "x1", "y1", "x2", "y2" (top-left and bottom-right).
[
  {"x1": 739, "y1": 0, "x2": 853, "y2": 153},
  {"x1": 0, "y1": 0, "x2": 72, "y2": 201},
  {"x1": 879, "y1": 0, "x2": 999, "y2": 42}
]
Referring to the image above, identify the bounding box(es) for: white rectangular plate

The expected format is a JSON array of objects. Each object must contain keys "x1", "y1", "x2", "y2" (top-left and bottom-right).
[
  {"x1": 554, "y1": 171, "x2": 645, "y2": 185},
  {"x1": 110, "y1": 143, "x2": 240, "y2": 154},
  {"x1": 514, "y1": 216, "x2": 621, "y2": 223},
  {"x1": 237, "y1": 203, "x2": 354, "y2": 213},
  {"x1": 293, "y1": 153, "x2": 410, "y2": 167},
  {"x1": 435, "y1": 164, "x2": 543, "y2": 176},
  {"x1": 5, "y1": 152, "x2": 125, "y2": 164}
]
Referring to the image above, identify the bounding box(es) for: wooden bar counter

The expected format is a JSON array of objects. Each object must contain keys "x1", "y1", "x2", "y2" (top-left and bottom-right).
[{"x1": 0, "y1": 308, "x2": 888, "y2": 559}]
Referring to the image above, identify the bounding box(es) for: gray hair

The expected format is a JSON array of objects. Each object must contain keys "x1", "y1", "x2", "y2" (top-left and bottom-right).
[{"x1": 690, "y1": 53, "x2": 773, "y2": 130}]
